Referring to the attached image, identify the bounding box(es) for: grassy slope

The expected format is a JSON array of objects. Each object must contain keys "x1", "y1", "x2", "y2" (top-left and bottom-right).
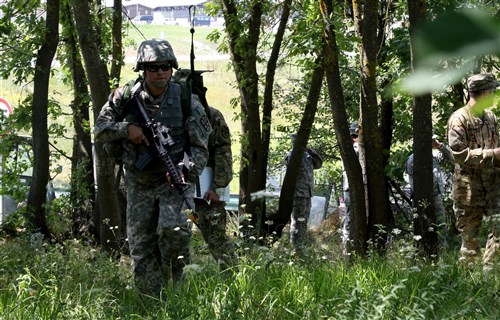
[{"x1": 0, "y1": 231, "x2": 498, "y2": 319}]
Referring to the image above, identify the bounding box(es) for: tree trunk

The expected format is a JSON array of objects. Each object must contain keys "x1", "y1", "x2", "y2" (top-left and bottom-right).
[
  {"x1": 221, "y1": 0, "x2": 266, "y2": 237},
  {"x1": 407, "y1": 0, "x2": 437, "y2": 259},
  {"x1": 352, "y1": 0, "x2": 390, "y2": 252},
  {"x1": 272, "y1": 57, "x2": 323, "y2": 239},
  {"x1": 110, "y1": 0, "x2": 123, "y2": 82},
  {"x1": 62, "y1": 2, "x2": 95, "y2": 238},
  {"x1": 320, "y1": 0, "x2": 367, "y2": 256},
  {"x1": 260, "y1": 0, "x2": 292, "y2": 238},
  {"x1": 72, "y1": 0, "x2": 122, "y2": 250},
  {"x1": 26, "y1": 0, "x2": 59, "y2": 236}
]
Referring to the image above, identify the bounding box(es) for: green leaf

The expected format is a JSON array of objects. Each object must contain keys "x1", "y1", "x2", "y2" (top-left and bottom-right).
[
  {"x1": 414, "y1": 9, "x2": 500, "y2": 67},
  {"x1": 397, "y1": 9, "x2": 500, "y2": 94},
  {"x1": 397, "y1": 60, "x2": 475, "y2": 95}
]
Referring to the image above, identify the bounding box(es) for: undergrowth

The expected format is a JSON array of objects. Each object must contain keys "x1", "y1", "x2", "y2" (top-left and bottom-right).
[{"x1": 0, "y1": 226, "x2": 498, "y2": 320}]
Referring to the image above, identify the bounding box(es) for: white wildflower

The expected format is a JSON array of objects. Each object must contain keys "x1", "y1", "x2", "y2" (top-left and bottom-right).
[
  {"x1": 392, "y1": 228, "x2": 402, "y2": 235},
  {"x1": 413, "y1": 235, "x2": 422, "y2": 241}
]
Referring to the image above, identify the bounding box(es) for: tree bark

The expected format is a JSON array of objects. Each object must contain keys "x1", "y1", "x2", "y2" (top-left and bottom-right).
[
  {"x1": 320, "y1": 0, "x2": 368, "y2": 256},
  {"x1": 260, "y1": 0, "x2": 292, "y2": 238},
  {"x1": 62, "y1": 1, "x2": 95, "y2": 238},
  {"x1": 220, "y1": 0, "x2": 266, "y2": 237},
  {"x1": 407, "y1": 0, "x2": 437, "y2": 259},
  {"x1": 110, "y1": 0, "x2": 123, "y2": 82},
  {"x1": 26, "y1": 0, "x2": 59, "y2": 236},
  {"x1": 352, "y1": 0, "x2": 390, "y2": 252},
  {"x1": 272, "y1": 57, "x2": 323, "y2": 239},
  {"x1": 72, "y1": 0, "x2": 122, "y2": 250}
]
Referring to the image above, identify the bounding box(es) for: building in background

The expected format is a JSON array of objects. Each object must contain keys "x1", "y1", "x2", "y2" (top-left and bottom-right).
[{"x1": 106, "y1": 0, "x2": 217, "y2": 25}]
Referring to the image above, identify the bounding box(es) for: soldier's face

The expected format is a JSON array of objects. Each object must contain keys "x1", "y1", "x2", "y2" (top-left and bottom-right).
[{"x1": 144, "y1": 62, "x2": 172, "y2": 89}]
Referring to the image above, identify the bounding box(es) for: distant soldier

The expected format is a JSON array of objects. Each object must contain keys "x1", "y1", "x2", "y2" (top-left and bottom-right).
[
  {"x1": 174, "y1": 69, "x2": 237, "y2": 268},
  {"x1": 405, "y1": 135, "x2": 454, "y2": 246},
  {"x1": 447, "y1": 73, "x2": 500, "y2": 270},
  {"x1": 285, "y1": 134, "x2": 323, "y2": 255},
  {"x1": 341, "y1": 121, "x2": 360, "y2": 247}
]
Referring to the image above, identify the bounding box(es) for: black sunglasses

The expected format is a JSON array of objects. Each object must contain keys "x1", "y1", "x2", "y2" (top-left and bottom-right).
[{"x1": 144, "y1": 63, "x2": 172, "y2": 72}]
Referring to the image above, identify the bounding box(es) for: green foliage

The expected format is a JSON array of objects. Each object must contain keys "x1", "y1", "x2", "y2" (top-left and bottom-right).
[
  {"x1": 0, "y1": 232, "x2": 498, "y2": 319},
  {"x1": 0, "y1": 134, "x2": 32, "y2": 202},
  {"x1": 44, "y1": 194, "x2": 72, "y2": 240},
  {"x1": 0, "y1": 0, "x2": 45, "y2": 84},
  {"x1": 399, "y1": 8, "x2": 500, "y2": 95}
]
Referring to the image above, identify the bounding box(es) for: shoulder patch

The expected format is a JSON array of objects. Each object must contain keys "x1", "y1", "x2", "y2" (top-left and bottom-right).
[
  {"x1": 200, "y1": 115, "x2": 211, "y2": 132},
  {"x1": 453, "y1": 125, "x2": 465, "y2": 136}
]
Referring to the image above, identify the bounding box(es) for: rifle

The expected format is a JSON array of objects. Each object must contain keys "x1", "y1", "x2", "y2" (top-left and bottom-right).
[{"x1": 131, "y1": 93, "x2": 199, "y2": 223}]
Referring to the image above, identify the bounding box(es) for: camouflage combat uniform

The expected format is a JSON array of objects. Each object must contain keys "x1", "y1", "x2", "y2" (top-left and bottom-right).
[
  {"x1": 195, "y1": 106, "x2": 237, "y2": 267},
  {"x1": 94, "y1": 39, "x2": 211, "y2": 295},
  {"x1": 285, "y1": 139, "x2": 323, "y2": 252},
  {"x1": 446, "y1": 74, "x2": 500, "y2": 267},
  {"x1": 405, "y1": 144, "x2": 454, "y2": 245},
  {"x1": 341, "y1": 121, "x2": 360, "y2": 247}
]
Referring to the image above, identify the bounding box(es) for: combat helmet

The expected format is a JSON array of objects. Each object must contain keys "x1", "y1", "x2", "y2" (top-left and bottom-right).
[
  {"x1": 467, "y1": 73, "x2": 500, "y2": 92},
  {"x1": 349, "y1": 121, "x2": 359, "y2": 136},
  {"x1": 133, "y1": 38, "x2": 178, "y2": 72}
]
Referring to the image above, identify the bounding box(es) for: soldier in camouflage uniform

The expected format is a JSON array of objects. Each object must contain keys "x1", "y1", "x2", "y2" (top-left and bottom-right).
[
  {"x1": 195, "y1": 105, "x2": 237, "y2": 267},
  {"x1": 341, "y1": 121, "x2": 360, "y2": 247},
  {"x1": 447, "y1": 73, "x2": 500, "y2": 269},
  {"x1": 173, "y1": 69, "x2": 237, "y2": 268},
  {"x1": 405, "y1": 136, "x2": 454, "y2": 246},
  {"x1": 94, "y1": 39, "x2": 211, "y2": 295},
  {"x1": 285, "y1": 134, "x2": 323, "y2": 254}
]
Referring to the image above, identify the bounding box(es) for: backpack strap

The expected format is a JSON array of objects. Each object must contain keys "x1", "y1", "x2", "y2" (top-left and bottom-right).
[
  {"x1": 173, "y1": 76, "x2": 192, "y2": 124},
  {"x1": 108, "y1": 78, "x2": 143, "y2": 121}
]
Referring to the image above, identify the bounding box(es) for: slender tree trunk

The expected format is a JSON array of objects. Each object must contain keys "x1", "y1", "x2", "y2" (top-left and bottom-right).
[
  {"x1": 26, "y1": 0, "x2": 59, "y2": 236},
  {"x1": 221, "y1": 0, "x2": 266, "y2": 236},
  {"x1": 62, "y1": 2, "x2": 95, "y2": 237},
  {"x1": 272, "y1": 57, "x2": 323, "y2": 239},
  {"x1": 352, "y1": 0, "x2": 390, "y2": 252},
  {"x1": 407, "y1": 0, "x2": 437, "y2": 259},
  {"x1": 110, "y1": 0, "x2": 123, "y2": 82},
  {"x1": 320, "y1": 0, "x2": 367, "y2": 256},
  {"x1": 72, "y1": 0, "x2": 122, "y2": 250}
]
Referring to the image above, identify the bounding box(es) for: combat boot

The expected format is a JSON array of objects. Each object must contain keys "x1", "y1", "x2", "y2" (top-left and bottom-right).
[
  {"x1": 482, "y1": 232, "x2": 499, "y2": 273},
  {"x1": 459, "y1": 237, "x2": 480, "y2": 266}
]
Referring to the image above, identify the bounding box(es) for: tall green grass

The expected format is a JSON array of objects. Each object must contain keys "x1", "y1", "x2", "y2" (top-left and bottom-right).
[{"x1": 1, "y1": 230, "x2": 498, "y2": 320}]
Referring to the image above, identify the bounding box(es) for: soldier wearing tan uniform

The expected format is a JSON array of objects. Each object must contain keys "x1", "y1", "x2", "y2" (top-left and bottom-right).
[{"x1": 446, "y1": 73, "x2": 500, "y2": 269}]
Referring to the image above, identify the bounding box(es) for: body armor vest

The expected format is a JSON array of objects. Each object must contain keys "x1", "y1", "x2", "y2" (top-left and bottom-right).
[{"x1": 123, "y1": 81, "x2": 186, "y2": 176}]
